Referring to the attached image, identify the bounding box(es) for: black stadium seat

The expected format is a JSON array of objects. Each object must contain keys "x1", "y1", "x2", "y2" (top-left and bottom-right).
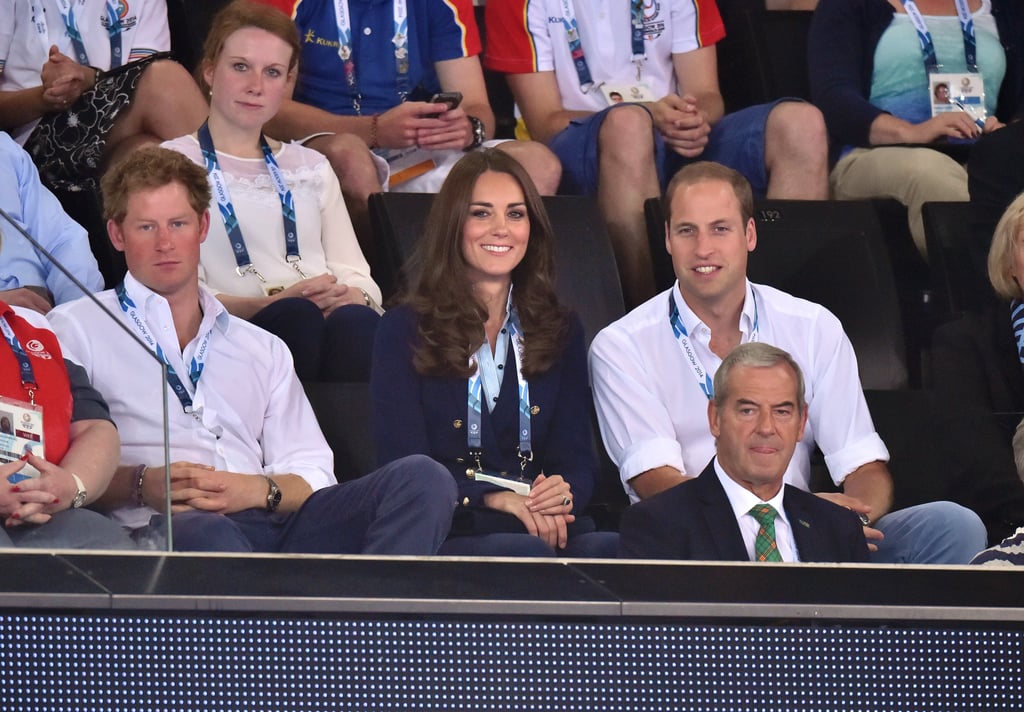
[{"x1": 922, "y1": 200, "x2": 990, "y2": 317}]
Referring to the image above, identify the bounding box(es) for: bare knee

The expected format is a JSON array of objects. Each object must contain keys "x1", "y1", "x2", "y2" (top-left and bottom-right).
[
  {"x1": 127, "y1": 59, "x2": 206, "y2": 137},
  {"x1": 597, "y1": 105, "x2": 657, "y2": 165},
  {"x1": 494, "y1": 140, "x2": 562, "y2": 195},
  {"x1": 136, "y1": 60, "x2": 206, "y2": 112},
  {"x1": 765, "y1": 101, "x2": 828, "y2": 160}
]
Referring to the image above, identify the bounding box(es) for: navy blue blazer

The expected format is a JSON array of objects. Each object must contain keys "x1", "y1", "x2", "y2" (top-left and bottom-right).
[
  {"x1": 619, "y1": 460, "x2": 870, "y2": 563},
  {"x1": 371, "y1": 304, "x2": 596, "y2": 511}
]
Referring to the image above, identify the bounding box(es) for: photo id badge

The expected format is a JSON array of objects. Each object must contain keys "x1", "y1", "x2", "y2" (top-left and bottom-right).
[
  {"x1": 601, "y1": 82, "x2": 655, "y2": 106},
  {"x1": 930, "y1": 71, "x2": 987, "y2": 124},
  {"x1": 0, "y1": 395, "x2": 45, "y2": 480}
]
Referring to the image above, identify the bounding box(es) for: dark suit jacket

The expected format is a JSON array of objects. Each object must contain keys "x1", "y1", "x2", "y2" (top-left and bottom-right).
[
  {"x1": 371, "y1": 304, "x2": 597, "y2": 511},
  {"x1": 619, "y1": 460, "x2": 870, "y2": 562}
]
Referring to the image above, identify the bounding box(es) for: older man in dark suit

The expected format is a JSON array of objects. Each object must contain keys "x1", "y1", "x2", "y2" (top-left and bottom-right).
[{"x1": 619, "y1": 342, "x2": 869, "y2": 563}]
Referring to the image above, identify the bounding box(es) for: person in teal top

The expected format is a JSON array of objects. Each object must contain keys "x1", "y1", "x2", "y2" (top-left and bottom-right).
[{"x1": 809, "y1": 0, "x2": 1024, "y2": 256}]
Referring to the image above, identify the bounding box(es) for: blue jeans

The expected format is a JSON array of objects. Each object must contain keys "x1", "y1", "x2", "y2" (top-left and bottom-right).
[
  {"x1": 871, "y1": 501, "x2": 987, "y2": 564},
  {"x1": 0, "y1": 508, "x2": 133, "y2": 549},
  {"x1": 152, "y1": 454, "x2": 456, "y2": 555}
]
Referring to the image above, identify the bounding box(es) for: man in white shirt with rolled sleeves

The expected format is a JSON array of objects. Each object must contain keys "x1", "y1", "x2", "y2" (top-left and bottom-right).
[
  {"x1": 592, "y1": 160, "x2": 986, "y2": 564},
  {"x1": 48, "y1": 146, "x2": 455, "y2": 552}
]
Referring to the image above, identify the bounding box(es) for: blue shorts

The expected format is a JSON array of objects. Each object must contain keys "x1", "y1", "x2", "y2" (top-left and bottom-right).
[{"x1": 549, "y1": 99, "x2": 795, "y2": 197}]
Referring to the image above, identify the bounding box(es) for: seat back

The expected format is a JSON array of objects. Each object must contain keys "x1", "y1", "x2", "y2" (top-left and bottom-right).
[
  {"x1": 304, "y1": 381, "x2": 377, "y2": 483},
  {"x1": 748, "y1": 200, "x2": 908, "y2": 389},
  {"x1": 922, "y1": 200, "x2": 990, "y2": 316},
  {"x1": 167, "y1": 0, "x2": 235, "y2": 74},
  {"x1": 716, "y1": 5, "x2": 814, "y2": 112}
]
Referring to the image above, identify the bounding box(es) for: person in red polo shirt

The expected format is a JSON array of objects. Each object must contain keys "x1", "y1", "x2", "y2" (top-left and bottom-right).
[{"x1": 0, "y1": 299, "x2": 131, "y2": 548}]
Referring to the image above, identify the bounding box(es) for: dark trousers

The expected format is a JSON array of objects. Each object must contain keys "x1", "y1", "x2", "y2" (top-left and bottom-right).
[
  {"x1": 159, "y1": 455, "x2": 456, "y2": 555},
  {"x1": 251, "y1": 298, "x2": 380, "y2": 382}
]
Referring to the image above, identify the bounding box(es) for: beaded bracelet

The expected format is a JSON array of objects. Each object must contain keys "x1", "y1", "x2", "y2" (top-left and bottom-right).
[{"x1": 369, "y1": 114, "x2": 380, "y2": 149}]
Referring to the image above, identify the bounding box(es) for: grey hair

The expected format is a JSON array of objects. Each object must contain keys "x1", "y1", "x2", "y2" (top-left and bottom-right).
[{"x1": 713, "y1": 342, "x2": 806, "y2": 413}]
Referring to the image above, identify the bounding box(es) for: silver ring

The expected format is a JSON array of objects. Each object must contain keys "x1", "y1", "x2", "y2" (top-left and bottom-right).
[{"x1": 561, "y1": 496, "x2": 571, "y2": 507}]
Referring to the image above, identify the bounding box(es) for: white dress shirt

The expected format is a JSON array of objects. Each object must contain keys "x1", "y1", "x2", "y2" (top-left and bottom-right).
[
  {"x1": 714, "y1": 458, "x2": 799, "y2": 562},
  {"x1": 590, "y1": 281, "x2": 889, "y2": 502},
  {"x1": 47, "y1": 273, "x2": 336, "y2": 529}
]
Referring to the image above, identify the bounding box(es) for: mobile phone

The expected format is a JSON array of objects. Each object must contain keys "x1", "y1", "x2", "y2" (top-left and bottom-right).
[{"x1": 430, "y1": 91, "x2": 463, "y2": 111}]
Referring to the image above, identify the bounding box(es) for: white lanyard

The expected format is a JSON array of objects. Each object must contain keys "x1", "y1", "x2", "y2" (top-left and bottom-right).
[
  {"x1": 44, "y1": 0, "x2": 125, "y2": 68},
  {"x1": 667, "y1": 289, "x2": 759, "y2": 400},
  {"x1": 901, "y1": 0, "x2": 978, "y2": 72},
  {"x1": 466, "y1": 295, "x2": 532, "y2": 466},
  {"x1": 115, "y1": 282, "x2": 213, "y2": 414},
  {"x1": 331, "y1": 0, "x2": 410, "y2": 114}
]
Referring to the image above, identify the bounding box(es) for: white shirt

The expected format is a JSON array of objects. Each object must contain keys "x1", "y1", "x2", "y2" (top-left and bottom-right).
[
  {"x1": 47, "y1": 273, "x2": 336, "y2": 529},
  {"x1": 0, "y1": 0, "x2": 171, "y2": 143},
  {"x1": 714, "y1": 458, "x2": 798, "y2": 562},
  {"x1": 162, "y1": 135, "x2": 381, "y2": 305},
  {"x1": 503, "y1": 0, "x2": 718, "y2": 113},
  {"x1": 590, "y1": 281, "x2": 889, "y2": 502}
]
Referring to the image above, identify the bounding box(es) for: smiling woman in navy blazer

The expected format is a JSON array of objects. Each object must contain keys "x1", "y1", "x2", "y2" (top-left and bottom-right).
[{"x1": 371, "y1": 149, "x2": 617, "y2": 557}]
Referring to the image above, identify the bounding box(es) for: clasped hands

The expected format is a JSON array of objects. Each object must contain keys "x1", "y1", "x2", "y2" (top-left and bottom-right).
[
  {"x1": 650, "y1": 93, "x2": 712, "y2": 158},
  {"x1": 1, "y1": 454, "x2": 78, "y2": 527},
  {"x1": 139, "y1": 461, "x2": 265, "y2": 515},
  {"x1": 483, "y1": 473, "x2": 576, "y2": 550},
  {"x1": 40, "y1": 45, "x2": 95, "y2": 113},
  {"x1": 273, "y1": 273, "x2": 366, "y2": 315}
]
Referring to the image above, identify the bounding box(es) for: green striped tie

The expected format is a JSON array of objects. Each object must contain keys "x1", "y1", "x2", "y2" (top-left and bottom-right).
[{"x1": 749, "y1": 504, "x2": 783, "y2": 562}]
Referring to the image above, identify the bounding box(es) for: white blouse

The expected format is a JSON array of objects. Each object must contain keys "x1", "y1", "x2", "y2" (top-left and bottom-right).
[{"x1": 163, "y1": 134, "x2": 381, "y2": 304}]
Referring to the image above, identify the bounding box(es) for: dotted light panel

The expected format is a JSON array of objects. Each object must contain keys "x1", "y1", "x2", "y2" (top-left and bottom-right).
[{"x1": 0, "y1": 615, "x2": 1020, "y2": 711}]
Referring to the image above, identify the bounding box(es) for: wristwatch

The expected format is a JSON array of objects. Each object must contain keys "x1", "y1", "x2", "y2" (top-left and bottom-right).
[
  {"x1": 265, "y1": 476, "x2": 282, "y2": 513},
  {"x1": 70, "y1": 474, "x2": 87, "y2": 509},
  {"x1": 465, "y1": 115, "x2": 485, "y2": 151}
]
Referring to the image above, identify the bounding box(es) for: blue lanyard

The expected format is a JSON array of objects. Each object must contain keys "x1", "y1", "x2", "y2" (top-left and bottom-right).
[
  {"x1": 115, "y1": 283, "x2": 211, "y2": 414},
  {"x1": 901, "y1": 0, "x2": 978, "y2": 73},
  {"x1": 52, "y1": 0, "x2": 124, "y2": 68},
  {"x1": 331, "y1": 0, "x2": 410, "y2": 114},
  {"x1": 196, "y1": 122, "x2": 303, "y2": 282},
  {"x1": 668, "y1": 289, "x2": 759, "y2": 400},
  {"x1": 630, "y1": 0, "x2": 647, "y2": 67},
  {"x1": 558, "y1": 0, "x2": 646, "y2": 91},
  {"x1": 0, "y1": 315, "x2": 38, "y2": 402},
  {"x1": 466, "y1": 304, "x2": 532, "y2": 471},
  {"x1": 1012, "y1": 300, "x2": 1024, "y2": 365}
]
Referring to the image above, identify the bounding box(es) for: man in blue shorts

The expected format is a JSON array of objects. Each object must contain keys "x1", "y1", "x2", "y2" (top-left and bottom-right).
[{"x1": 484, "y1": 0, "x2": 829, "y2": 307}]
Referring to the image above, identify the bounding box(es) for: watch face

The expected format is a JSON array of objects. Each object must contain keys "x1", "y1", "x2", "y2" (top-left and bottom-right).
[
  {"x1": 71, "y1": 475, "x2": 87, "y2": 508},
  {"x1": 266, "y1": 479, "x2": 282, "y2": 512}
]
